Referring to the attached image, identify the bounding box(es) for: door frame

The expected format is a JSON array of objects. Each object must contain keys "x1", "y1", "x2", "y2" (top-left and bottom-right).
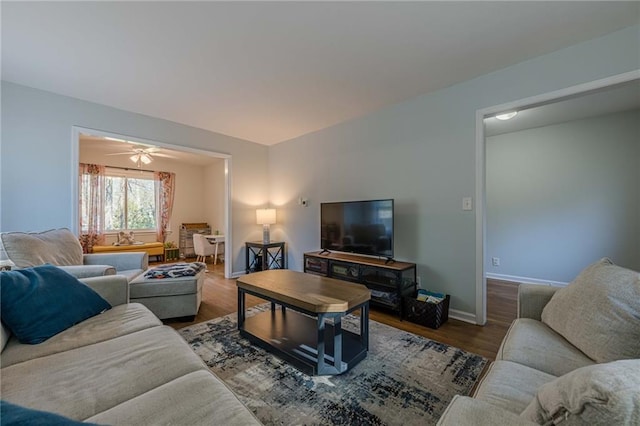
[
  {"x1": 474, "y1": 69, "x2": 640, "y2": 325},
  {"x1": 70, "y1": 126, "x2": 234, "y2": 279}
]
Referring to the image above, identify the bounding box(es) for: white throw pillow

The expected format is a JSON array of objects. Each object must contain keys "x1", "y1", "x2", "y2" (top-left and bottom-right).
[
  {"x1": 521, "y1": 359, "x2": 640, "y2": 425},
  {"x1": 541, "y1": 258, "x2": 640, "y2": 363}
]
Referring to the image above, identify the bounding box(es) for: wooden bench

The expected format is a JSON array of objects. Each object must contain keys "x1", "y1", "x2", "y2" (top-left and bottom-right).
[{"x1": 92, "y1": 242, "x2": 165, "y2": 261}]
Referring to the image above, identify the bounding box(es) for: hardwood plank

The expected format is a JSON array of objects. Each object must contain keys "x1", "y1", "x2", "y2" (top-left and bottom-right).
[{"x1": 164, "y1": 261, "x2": 518, "y2": 361}]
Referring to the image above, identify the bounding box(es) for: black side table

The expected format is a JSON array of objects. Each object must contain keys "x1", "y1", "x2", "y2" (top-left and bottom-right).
[{"x1": 245, "y1": 241, "x2": 286, "y2": 274}]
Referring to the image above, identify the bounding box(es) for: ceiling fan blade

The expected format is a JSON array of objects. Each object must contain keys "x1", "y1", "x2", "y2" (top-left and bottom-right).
[
  {"x1": 131, "y1": 144, "x2": 156, "y2": 152},
  {"x1": 152, "y1": 152, "x2": 179, "y2": 159}
]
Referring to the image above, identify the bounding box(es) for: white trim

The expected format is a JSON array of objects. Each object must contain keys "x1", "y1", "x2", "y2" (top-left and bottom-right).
[
  {"x1": 475, "y1": 69, "x2": 640, "y2": 326},
  {"x1": 71, "y1": 126, "x2": 235, "y2": 278},
  {"x1": 449, "y1": 309, "x2": 477, "y2": 325},
  {"x1": 71, "y1": 127, "x2": 81, "y2": 235},
  {"x1": 224, "y1": 157, "x2": 232, "y2": 279},
  {"x1": 475, "y1": 108, "x2": 487, "y2": 326},
  {"x1": 486, "y1": 273, "x2": 568, "y2": 287}
]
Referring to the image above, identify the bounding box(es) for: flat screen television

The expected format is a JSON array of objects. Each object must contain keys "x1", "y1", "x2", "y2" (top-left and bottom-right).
[{"x1": 321, "y1": 199, "x2": 394, "y2": 258}]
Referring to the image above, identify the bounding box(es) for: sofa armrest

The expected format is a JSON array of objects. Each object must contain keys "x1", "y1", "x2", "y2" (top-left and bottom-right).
[
  {"x1": 79, "y1": 275, "x2": 129, "y2": 306},
  {"x1": 517, "y1": 284, "x2": 560, "y2": 320},
  {"x1": 84, "y1": 252, "x2": 148, "y2": 272},
  {"x1": 58, "y1": 264, "x2": 116, "y2": 278},
  {"x1": 436, "y1": 396, "x2": 537, "y2": 426}
]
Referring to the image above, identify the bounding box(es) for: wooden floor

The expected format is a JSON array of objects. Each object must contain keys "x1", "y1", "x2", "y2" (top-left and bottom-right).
[{"x1": 164, "y1": 263, "x2": 518, "y2": 360}]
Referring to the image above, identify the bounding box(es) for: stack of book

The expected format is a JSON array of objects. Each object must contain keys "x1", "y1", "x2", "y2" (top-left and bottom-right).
[{"x1": 416, "y1": 289, "x2": 445, "y2": 304}]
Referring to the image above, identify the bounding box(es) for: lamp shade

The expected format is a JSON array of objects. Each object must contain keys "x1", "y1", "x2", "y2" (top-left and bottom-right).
[{"x1": 256, "y1": 208, "x2": 276, "y2": 225}]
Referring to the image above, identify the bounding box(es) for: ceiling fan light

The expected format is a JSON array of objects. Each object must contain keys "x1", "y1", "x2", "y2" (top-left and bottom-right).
[
  {"x1": 140, "y1": 154, "x2": 152, "y2": 164},
  {"x1": 129, "y1": 154, "x2": 140, "y2": 163},
  {"x1": 495, "y1": 111, "x2": 518, "y2": 120}
]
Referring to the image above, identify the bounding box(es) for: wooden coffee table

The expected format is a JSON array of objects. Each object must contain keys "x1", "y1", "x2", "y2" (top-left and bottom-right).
[{"x1": 237, "y1": 269, "x2": 371, "y2": 376}]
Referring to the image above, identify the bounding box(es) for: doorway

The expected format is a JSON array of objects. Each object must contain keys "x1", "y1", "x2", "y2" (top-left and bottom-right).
[
  {"x1": 70, "y1": 127, "x2": 234, "y2": 279},
  {"x1": 475, "y1": 70, "x2": 640, "y2": 325}
]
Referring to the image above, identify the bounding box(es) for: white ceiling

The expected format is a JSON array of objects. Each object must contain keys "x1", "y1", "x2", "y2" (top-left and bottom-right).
[{"x1": 2, "y1": 2, "x2": 639, "y2": 146}]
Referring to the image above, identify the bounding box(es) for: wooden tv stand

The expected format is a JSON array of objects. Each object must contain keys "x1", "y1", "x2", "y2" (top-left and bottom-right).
[{"x1": 303, "y1": 251, "x2": 416, "y2": 319}]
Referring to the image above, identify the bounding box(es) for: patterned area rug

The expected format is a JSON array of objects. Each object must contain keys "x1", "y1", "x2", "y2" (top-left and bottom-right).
[{"x1": 179, "y1": 304, "x2": 487, "y2": 425}]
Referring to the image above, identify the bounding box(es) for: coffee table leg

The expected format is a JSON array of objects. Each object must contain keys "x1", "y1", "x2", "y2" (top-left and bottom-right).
[
  {"x1": 237, "y1": 289, "x2": 246, "y2": 330},
  {"x1": 317, "y1": 313, "x2": 326, "y2": 373},
  {"x1": 361, "y1": 303, "x2": 369, "y2": 350},
  {"x1": 333, "y1": 314, "x2": 343, "y2": 372}
]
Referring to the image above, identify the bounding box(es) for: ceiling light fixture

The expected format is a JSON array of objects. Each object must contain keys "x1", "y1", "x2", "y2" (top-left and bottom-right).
[
  {"x1": 130, "y1": 153, "x2": 153, "y2": 168},
  {"x1": 495, "y1": 111, "x2": 518, "y2": 120}
]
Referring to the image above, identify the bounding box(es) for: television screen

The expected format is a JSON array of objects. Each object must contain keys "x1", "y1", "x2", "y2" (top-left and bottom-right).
[{"x1": 321, "y1": 199, "x2": 394, "y2": 258}]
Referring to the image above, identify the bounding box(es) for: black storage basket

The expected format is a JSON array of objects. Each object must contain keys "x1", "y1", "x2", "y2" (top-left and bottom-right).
[{"x1": 403, "y1": 292, "x2": 450, "y2": 329}]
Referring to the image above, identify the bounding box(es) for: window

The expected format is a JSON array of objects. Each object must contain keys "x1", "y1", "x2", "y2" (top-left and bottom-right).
[{"x1": 81, "y1": 168, "x2": 157, "y2": 233}]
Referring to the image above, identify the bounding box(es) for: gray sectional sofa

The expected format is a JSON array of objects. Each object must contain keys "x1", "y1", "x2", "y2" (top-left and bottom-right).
[
  {"x1": 438, "y1": 258, "x2": 640, "y2": 425},
  {"x1": 1, "y1": 274, "x2": 261, "y2": 425}
]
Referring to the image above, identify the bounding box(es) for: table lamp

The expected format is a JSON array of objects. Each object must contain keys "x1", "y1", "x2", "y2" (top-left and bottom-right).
[{"x1": 256, "y1": 208, "x2": 276, "y2": 244}]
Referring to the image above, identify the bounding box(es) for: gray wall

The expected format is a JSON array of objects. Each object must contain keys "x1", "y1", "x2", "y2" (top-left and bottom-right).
[
  {"x1": 1, "y1": 25, "x2": 638, "y2": 319},
  {"x1": 0, "y1": 83, "x2": 269, "y2": 274},
  {"x1": 268, "y1": 25, "x2": 640, "y2": 319},
  {"x1": 486, "y1": 109, "x2": 640, "y2": 283}
]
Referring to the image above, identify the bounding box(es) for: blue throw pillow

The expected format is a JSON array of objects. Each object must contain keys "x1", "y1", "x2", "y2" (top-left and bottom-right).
[
  {"x1": 0, "y1": 264, "x2": 111, "y2": 344},
  {"x1": 0, "y1": 400, "x2": 103, "y2": 425}
]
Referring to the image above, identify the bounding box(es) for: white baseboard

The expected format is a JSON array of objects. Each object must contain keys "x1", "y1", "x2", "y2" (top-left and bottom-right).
[
  {"x1": 230, "y1": 271, "x2": 246, "y2": 279},
  {"x1": 486, "y1": 273, "x2": 568, "y2": 287},
  {"x1": 449, "y1": 309, "x2": 477, "y2": 324}
]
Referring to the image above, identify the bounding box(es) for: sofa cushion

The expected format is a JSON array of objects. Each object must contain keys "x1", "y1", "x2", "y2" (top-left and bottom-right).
[
  {"x1": 112, "y1": 268, "x2": 146, "y2": 283},
  {"x1": 0, "y1": 400, "x2": 101, "y2": 426},
  {"x1": 1, "y1": 303, "x2": 161, "y2": 368},
  {"x1": 0, "y1": 265, "x2": 111, "y2": 344},
  {"x1": 85, "y1": 371, "x2": 261, "y2": 425},
  {"x1": 541, "y1": 258, "x2": 640, "y2": 363},
  {"x1": 497, "y1": 318, "x2": 595, "y2": 377},
  {"x1": 521, "y1": 359, "x2": 640, "y2": 425},
  {"x1": 0, "y1": 228, "x2": 83, "y2": 268},
  {"x1": 0, "y1": 326, "x2": 208, "y2": 421},
  {"x1": 473, "y1": 360, "x2": 556, "y2": 415},
  {"x1": 436, "y1": 395, "x2": 539, "y2": 426}
]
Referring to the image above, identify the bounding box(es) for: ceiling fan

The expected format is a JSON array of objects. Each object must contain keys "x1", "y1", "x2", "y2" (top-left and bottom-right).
[{"x1": 105, "y1": 142, "x2": 178, "y2": 168}]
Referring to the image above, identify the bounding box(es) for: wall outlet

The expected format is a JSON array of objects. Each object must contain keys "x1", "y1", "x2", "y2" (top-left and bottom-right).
[
  {"x1": 492, "y1": 257, "x2": 500, "y2": 267},
  {"x1": 462, "y1": 197, "x2": 473, "y2": 211}
]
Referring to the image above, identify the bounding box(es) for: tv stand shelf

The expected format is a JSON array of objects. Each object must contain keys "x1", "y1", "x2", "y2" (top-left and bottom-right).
[{"x1": 304, "y1": 251, "x2": 416, "y2": 318}]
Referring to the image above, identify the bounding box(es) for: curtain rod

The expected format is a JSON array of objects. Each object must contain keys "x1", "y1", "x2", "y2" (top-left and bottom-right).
[{"x1": 104, "y1": 165, "x2": 156, "y2": 173}]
